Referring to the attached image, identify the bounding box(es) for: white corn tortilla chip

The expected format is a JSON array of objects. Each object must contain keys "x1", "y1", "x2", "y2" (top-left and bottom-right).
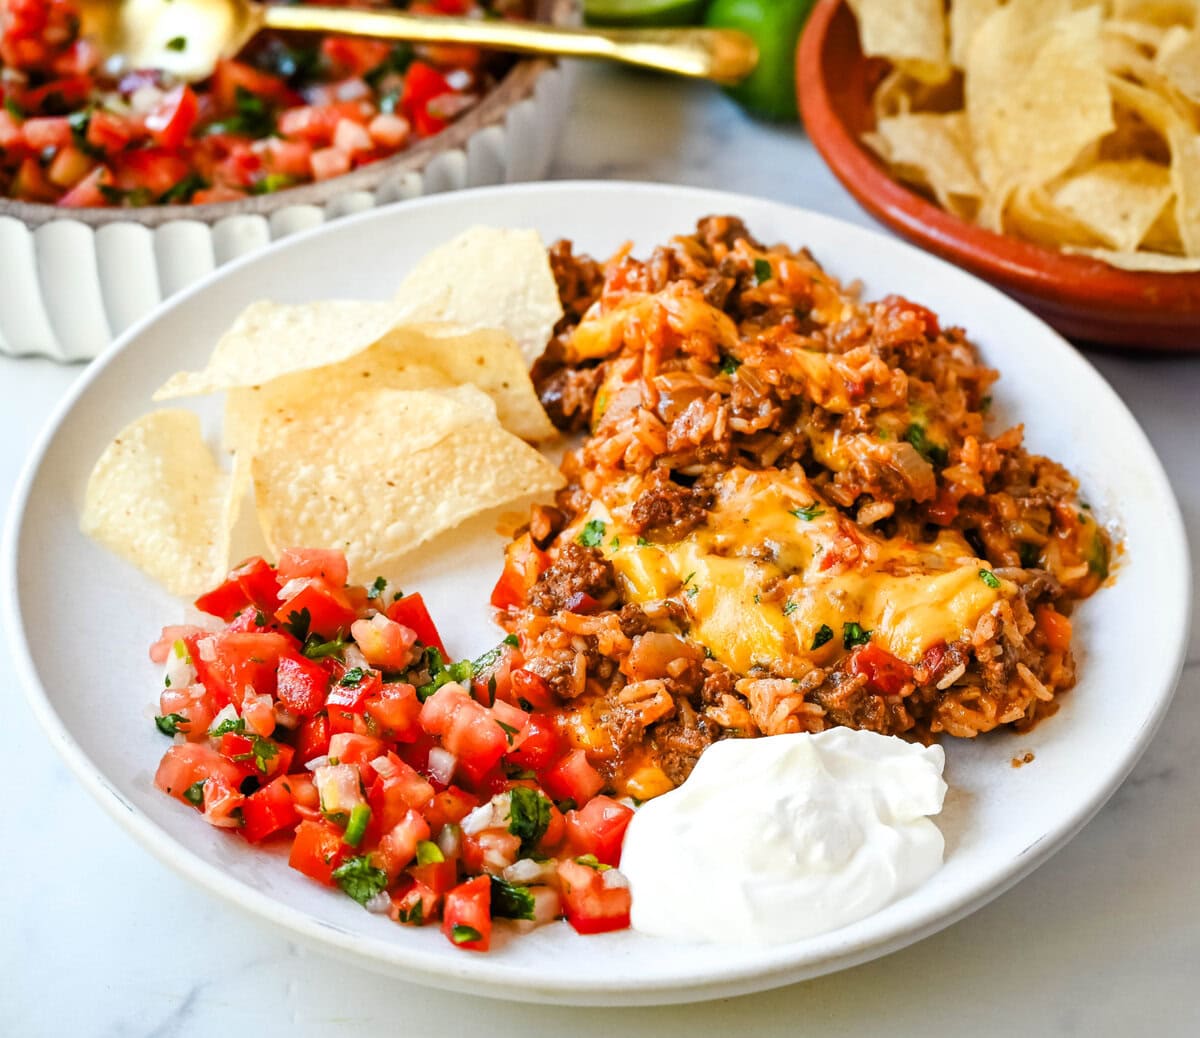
[{"x1": 394, "y1": 226, "x2": 563, "y2": 365}]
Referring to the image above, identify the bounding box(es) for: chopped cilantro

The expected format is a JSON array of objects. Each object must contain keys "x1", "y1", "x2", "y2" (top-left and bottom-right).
[
  {"x1": 250, "y1": 173, "x2": 296, "y2": 195},
  {"x1": 209, "y1": 717, "x2": 246, "y2": 737},
  {"x1": 283, "y1": 607, "x2": 312, "y2": 641},
  {"x1": 496, "y1": 719, "x2": 520, "y2": 745},
  {"x1": 789, "y1": 503, "x2": 825, "y2": 521},
  {"x1": 718, "y1": 353, "x2": 742, "y2": 375},
  {"x1": 577, "y1": 518, "x2": 607, "y2": 548},
  {"x1": 182, "y1": 780, "x2": 205, "y2": 806},
  {"x1": 395, "y1": 899, "x2": 424, "y2": 925},
  {"x1": 4, "y1": 96, "x2": 24, "y2": 119},
  {"x1": 904, "y1": 423, "x2": 949, "y2": 467},
  {"x1": 364, "y1": 42, "x2": 415, "y2": 88},
  {"x1": 339, "y1": 667, "x2": 366, "y2": 686},
  {"x1": 508, "y1": 786, "x2": 552, "y2": 855},
  {"x1": 416, "y1": 840, "x2": 444, "y2": 866},
  {"x1": 636, "y1": 536, "x2": 649, "y2": 546},
  {"x1": 159, "y1": 172, "x2": 207, "y2": 204},
  {"x1": 782, "y1": 601, "x2": 798, "y2": 616},
  {"x1": 367, "y1": 576, "x2": 388, "y2": 600},
  {"x1": 610, "y1": 535, "x2": 620, "y2": 549},
  {"x1": 490, "y1": 876, "x2": 536, "y2": 921},
  {"x1": 254, "y1": 610, "x2": 268, "y2": 627},
  {"x1": 416, "y1": 648, "x2": 473, "y2": 701},
  {"x1": 842, "y1": 621, "x2": 872, "y2": 649},
  {"x1": 1018, "y1": 542, "x2": 1041, "y2": 568},
  {"x1": 810, "y1": 624, "x2": 834, "y2": 650},
  {"x1": 503, "y1": 634, "x2": 519, "y2": 647},
  {"x1": 303, "y1": 632, "x2": 347, "y2": 660},
  {"x1": 754, "y1": 258, "x2": 772, "y2": 284},
  {"x1": 451, "y1": 924, "x2": 482, "y2": 945},
  {"x1": 164, "y1": 676, "x2": 172, "y2": 688},
  {"x1": 332, "y1": 855, "x2": 389, "y2": 906},
  {"x1": 233, "y1": 735, "x2": 279, "y2": 774},
  {"x1": 205, "y1": 86, "x2": 275, "y2": 138},
  {"x1": 166, "y1": 35, "x2": 187, "y2": 51},
  {"x1": 978, "y1": 569, "x2": 1001, "y2": 589},
  {"x1": 155, "y1": 713, "x2": 187, "y2": 736},
  {"x1": 342, "y1": 803, "x2": 371, "y2": 848}
]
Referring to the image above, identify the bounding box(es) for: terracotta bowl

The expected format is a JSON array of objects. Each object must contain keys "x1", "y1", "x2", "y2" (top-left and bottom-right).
[{"x1": 796, "y1": 0, "x2": 1200, "y2": 351}]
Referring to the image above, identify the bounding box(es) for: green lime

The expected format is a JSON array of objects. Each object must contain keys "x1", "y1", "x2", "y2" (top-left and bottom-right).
[
  {"x1": 704, "y1": 0, "x2": 816, "y2": 121},
  {"x1": 584, "y1": 0, "x2": 709, "y2": 28}
]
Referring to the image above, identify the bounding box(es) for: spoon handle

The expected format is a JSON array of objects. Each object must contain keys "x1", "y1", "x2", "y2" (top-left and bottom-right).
[{"x1": 260, "y1": 7, "x2": 758, "y2": 85}]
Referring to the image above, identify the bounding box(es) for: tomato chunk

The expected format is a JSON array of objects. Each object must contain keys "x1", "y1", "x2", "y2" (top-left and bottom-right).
[
  {"x1": 557, "y1": 858, "x2": 631, "y2": 935},
  {"x1": 240, "y1": 776, "x2": 299, "y2": 843},
  {"x1": 274, "y1": 579, "x2": 357, "y2": 640},
  {"x1": 289, "y1": 820, "x2": 347, "y2": 885},
  {"x1": 386, "y1": 593, "x2": 446, "y2": 655},
  {"x1": 276, "y1": 652, "x2": 331, "y2": 716},
  {"x1": 442, "y1": 875, "x2": 491, "y2": 951},
  {"x1": 277, "y1": 547, "x2": 349, "y2": 588},
  {"x1": 540, "y1": 750, "x2": 605, "y2": 807},
  {"x1": 564, "y1": 795, "x2": 634, "y2": 867},
  {"x1": 849, "y1": 643, "x2": 914, "y2": 697}
]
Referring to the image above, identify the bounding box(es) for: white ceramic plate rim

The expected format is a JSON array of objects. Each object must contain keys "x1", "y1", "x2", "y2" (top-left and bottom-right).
[{"x1": 4, "y1": 181, "x2": 1191, "y2": 1005}]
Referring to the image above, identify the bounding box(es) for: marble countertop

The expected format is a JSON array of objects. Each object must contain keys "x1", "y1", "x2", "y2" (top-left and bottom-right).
[{"x1": 4, "y1": 64, "x2": 1198, "y2": 1036}]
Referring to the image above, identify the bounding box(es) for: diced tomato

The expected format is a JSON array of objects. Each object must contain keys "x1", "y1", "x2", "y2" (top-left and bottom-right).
[
  {"x1": 289, "y1": 819, "x2": 347, "y2": 885},
  {"x1": 557, "y1": 859, "x2": 631, "y2": 935},
  {"x1": 192, "y1": 185, "x2": 246, "y2": 204},
  {"x1": 225, "y1": 605, "x2": 270, "y2": 633},
  {"x1": 373, "y1": 808, "x2": 431, "y2": 878},
  {"x1": 490, "y1": 533, "x2": 550, "y2": 610},
  {"x1": 849, "y1": 643, "x2": 914, "y2": 696},
  {"x1": 159, "y1": 684, "x2": 218, "y2": 741},
  {"x1": 409, "y1": 858, "x2": 459, "y2": 896},
  {"x1": 144, "y1": 84, "x2": 198, "y2": 149},
  {"x1": 509, "y1": 668, "x2": 556, "y2": 711},
  {"x1": 321, "y1": 36, "x2": 392, "y2": 78},
  {"x1": 277, "y1": 547, "x2": 349, "y2": 588},
  {"x1": 201, "y1": 772, "x2": 246, "y2": 828},
  {"x1": 390, "y1": 880, "x2": 440, "y2": 926},
  {"x1": 422, "y1": 785, "x2": 480, "y2": 832},
  {"x1": 332, "y1": 116, "x2": 373, "y2": 155},
  {"x1": 367, "y1": 112, "x2": 410, "y2": 149},
  {"x1": 369, "y1": 754, "x2": 436, "y2": 832},
  {"x1": 278, "y1": 99, "x2": 369, "y2": 144},
  {"x1": 0, "y1": 109, "x2": 26, "y2": 156},
  {"x1": 21, "y1": 115, "x2": 72, "y2": 150},
  {"x1": 85, "y1": 109, "x2": 137, "y2": 155},
  {"x1": 212, "y1": 140, "x2": 262, "y2": 188},
  {"x1": 148, "y1": 624, "x2": 207, "y2": 664},
  {"x1": 194, "y1": 556, "x2": 280, "y2": 621},
  {"x1": 400, "y1": 60, "x2": 452, "y2": 138},
  {"x1": 211, "y1": 59, "x2": 294, "y2": 110},
  {"x1": 461, "y1": 829, "x2": 521, "y2": 874},
  {"x1": 386, "y1": 593, "x2": 446, "y2": 655},
  {"x1": 241, "y1": 690, "x2": 276, "y2": 737},
  {"x1": 274, "y1": 579, "x2": 358, "y2": 640},
  {"x1": 924, "y1": 485, "x2": 959, "y2": 526},
  {"x1": 363, "y1": 682, "x2": 422, "y2": 742},
  {"x1": 1036, "y1": 605, "x2": 1073, "y2": 655},
  {"x1": 239, "y1": 775, "x2": 299, "y2": 843},
  {"x1": 326, "y1": 666, "x2": 382, "y2": 713},
  {"x1": 153, "y1": 742, "x2": 244, "y2": 803},
  {"x1": 296, "y1": 713, "x2": 333, "y2": 765},
  {"x1": 310, "y1": 145, "x2": 351, "y2": 181},
  {"x1": 114, "y1": 147, "x2": 190, "y2": 198},
  {"x1": 540, "y1": 750, "x2": 605, "y2": 807},
  {"x1": 56, "y1": 164, "x2": 114, "y2": 207},
  {"x1": 420, "y1": 685, "x2": 507, "y2": 784},
  {"x1": 489, "y1": 697, "x2": 531, "y2": 753},
  {"x1": 351, "y1": 615, "x2": 418, "y2": 672},
  {"x1": 218, "y1": 731, "x2": 293, "y2": 780},
  {"x1": 195, "y1": 631, "x2": 290, "y2": 709},
  {"x1": 11, "y1": 157, "x2": 56, "y2": 202},
  {"x1": 505, "y1": 712, "x2": 564, "y2": 771},
  {"x1": 276, "y1": 652, "x2": 331, "y2": 716},
  {"x1": 46, "y1": 144, "x2": 93, "y2": 187},
  {"x1": 328, "y1": 732, "x2": 387, "y2": 770},
  {"x1": 21, "y1": 74, "x2": 94, "y2": 111},
  {"x1": 260, "y1": 136, "x2": 312, "y2": 178},
  {"x1": 564, "y1": 795, "x2": 634, "y2": 867},
  {"x1": 442, "y1": 875, "x2": 491, "y2": 951}
]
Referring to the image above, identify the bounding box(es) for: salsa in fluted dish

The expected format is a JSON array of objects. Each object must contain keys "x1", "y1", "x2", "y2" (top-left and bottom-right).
[{"x1": 0, "y1": 0, "x2": 529, "y2": 207}]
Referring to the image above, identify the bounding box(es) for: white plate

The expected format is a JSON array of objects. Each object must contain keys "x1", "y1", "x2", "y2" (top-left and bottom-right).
[{"x1": 4, "y1": 182, "x2": 1190, "y2": 1006}]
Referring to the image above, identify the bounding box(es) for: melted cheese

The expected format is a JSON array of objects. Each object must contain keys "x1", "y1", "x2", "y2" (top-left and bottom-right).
[{"x1": 592, "y1": 466, "x2": 1010, "y2": 673}]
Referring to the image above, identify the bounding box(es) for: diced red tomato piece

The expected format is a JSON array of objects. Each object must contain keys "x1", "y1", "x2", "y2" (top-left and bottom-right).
[
  {"x1": 363, "y1": 682, "x2": 422, "y2": 742},
  {"x1": 924, "y1": 485, "x2": 959, "y2": 526},
  {"x1": 296, "y1": 713, "x2": 333, "y2": 765},
  {"x1": 21, "y1": 115, "x2": 72, "y2": 150},
  {"x1": 192, "y1": 186, "x2": 246, "y2": 204},
  {"x1": 239, "y1": 775, "x2": 299, "y2": 843},
  {"x1": 46, "y1": 144, "x2": 93, "y2": 187},
  {"x1": 420, "y1": 685, "x2": 507, "y2": 784},
  {"x1": 332, "y1": 116, "x2": 373, "y2": 155},
  {"x1": 489, "y1": 697, "x2": 531, "y2": 752},
  {"x1": 442, "y1": 875, "x2": 491, "y2": 951},
  {"x1": 557, "y1": 858, "x2": 631, "y2": 935},
  {"x1": 326, "y1": 666, "x2": 382, "y2": 713},
  {"x1": 386, "y1": 593, "x2": 446, "y2": 655},
  {"x1": 277, "y1": 547, "x2": 348, "y2": 588},
  {"x1": 849, "y1": 643, "x2": 914, "y2": 696},
  {"x1": 351, "y1": 615, "x2": 418, "y2": 672},
  {"x1": 505, "y1": 712, "x2": 564, "y2": 771},
  {"x1": 21, "y1": 75, "x2": 94, "y2": 111},
  {"x1": 260, "y1": 136, "x2": 312, "y2": 177},
  {"x1": 369, "y1": 754, "x2": 436, "y2": 831},
  {"x1": 11, "y1": 157, "x2": 56, "y2": 202},
  {"x1": 373, "y1": 808, "x2": 431, "y2": 878},
  {"x1": 148, "y1": 624, "x2": 207, "y2": 664},
  {"x1": 218, "y1": 731, "x2": 293, "y2": 780},
  {"x1": 194, "y1": 556, "x2": 280, "y2": 621},
  {"x1": 564, "y1": 795, "x2": 634, "y2": 867},
  {"x1": 85, "y1": 109, "x2": 137, "y2": 155},
  {"x1": 390, "y1": 880, "x2": 440, "y2": 926},
  {"x1": 368, "y1": 112, "x2": 410, "y2": 149},
  {"x1": 422, "y1": 785, "x2": 480, "y2": 832},
  {"x1": 274, "y1": 579, "x2": 358, "y2": 640},
  {"x1": 1036, "y1": 605, "x2": 1073, "y2": 655},
  {"x1": 159, "y1": 684, "x2": 218, "y2": 741},
  {"x1": 490, "y1": 532, "x2": 550, "y2": 610},
  {"x1": 328, "y1": 732, "x2": 388, "y2": 771},
  {"x1": 114, "y1": 147, "x2": 190, "y2": 198},
  {"x1": 289, "y1": 820, "x2": 348, "y2": 885},
  {"x1": 509, "y1": 668, "x2": 556, "y2": 711},
  {"x1": 144, "y1": 84, "x2": 198, "y2": 150},
  {"x1": 211, "y1": 58, "x2": 294, "y2": 110},
  {"x1": 56, "y1": 164, "x2": 114, "y2": 207},
  {"x1": 409, "y1": 858, "x2": 458, "y2": 896},
  {"x1": 540, "y1": 750, "x2": 605, "y2": 807},
  {"x1": 202, "y1": 772, "x2": 246, "y2": 828},
  {"x1": 310, "y1": 145, "x2": 350, "y2": 181},
  {"x1": 275, "y1": 652, "x2": 331, "y2": 716},
  {"x1": 194, "y1": 631, "x2": 290, "y2": 709},
  {"x1": 320, "y1": 36, "x2": 392, "y2": 78},
  {"x1": 154, "y1": 742, "x2": 244, "y2": 804}
]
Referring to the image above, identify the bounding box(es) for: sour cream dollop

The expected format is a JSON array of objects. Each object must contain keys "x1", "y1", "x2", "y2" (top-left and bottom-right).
[{"x1": 620, "y1": 729, "x2": 947, "y2": 945}]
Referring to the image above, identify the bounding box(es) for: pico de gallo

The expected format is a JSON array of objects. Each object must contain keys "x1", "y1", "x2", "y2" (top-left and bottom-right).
[
  {"x1": 0, "y1": 0, "x2": 529, "y2": 207},
  {"x1": 150, "y1": 547, "x2": 634, "y2": 951}
]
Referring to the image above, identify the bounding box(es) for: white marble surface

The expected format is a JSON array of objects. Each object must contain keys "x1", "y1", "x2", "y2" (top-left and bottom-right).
[{"x1": 3, "y1": 64, "x2": 1199, "y2": 1036}]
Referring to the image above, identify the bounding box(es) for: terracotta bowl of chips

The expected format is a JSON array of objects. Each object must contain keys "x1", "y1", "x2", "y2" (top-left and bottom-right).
[
  {"x1": 796, "y1": 0, "x2": 1200, "y2": 352},
  {"x1": 0, "y1": 0, "x2": 575, "y2": 363}
]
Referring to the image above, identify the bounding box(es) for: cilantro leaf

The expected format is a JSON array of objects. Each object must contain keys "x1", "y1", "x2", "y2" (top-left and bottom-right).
[
  {"x1": 718, "y1": 353, "x2": 741, "y2": 375},
  {"x1": 490, "y1": 876, "x2": 536, "y2": 921},
  {"x1": 508, "y1": 786, "x2": 552, "y2": 855},
  {"x1": 842, "y1": 621, "x2": 872, "y2": 650},
  {"x1": 367, "y1": 576, "x2": 388, "y2": 600},
  {"x1": 209, "y1": 717, "x2": 246, "y2": 737},
  {"x1": 903, "y1": 423, "x2": 949, "y2": 467},
  {"x1": 810, "y1": 624, "x2": 834, "y2": 650},
  {"x1": 283, "y1": 607, "x2": 312, "y2": 641},
  {"x1": 183, "y1": 780, "x2": 206, "y2": 806},
  {"x1": 155, "y1": 713, "x2": 187, "y2": 736},
  {"x1": 339, "y1": 667, "x2": 366, "y2": 686},
  {"x1": 332, "y1": 855, "x2": 389, "y2": 906},
  {"x1": 789, "y1": 503, "x2": 825, "y2": 521},
  {"x1": 303, "y1": 632, "x2": 347, "y2": 660},
  {"x1": 451, "y1": 924, "x2": 482, "y2": 945},
  {"x1": 754, "y1": 258, "x2": 772, "y2": 284},
  {"x1": 577, "y1": 518, "x2": 607, "y2": 548},
  {"x1": 782, "y1": 601, "x2": 798, "y2": 616},
  {"x1": 503, "y1": 634, "x2": 519, "y2": 647},
  {"x1": 205, "y1": 85, "x2": 275, "y2": 138},
  {"x1": 978, "y1": 569, "x2": 1001, "y2": 589}
]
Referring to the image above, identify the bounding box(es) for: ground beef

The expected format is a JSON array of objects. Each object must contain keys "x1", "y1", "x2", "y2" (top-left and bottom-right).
[
  {"x1": 616, "y1": 602, "x2": 652, "y2": 638},
  {"x1": 629, "y1": 479, "x2": 710, "y2": 540},
  {"x1": 528, "y1": 503, "x2": 566, "y2": 549},
  {"x1": 534, "y1": 363, "x2": 604, "y2": 433},
  {"x1": 529, "y1": 543, "x2": 616, "y2": 614},
  {"x1": 651, "y1": 705, "x2": 715, "y2": 785}
]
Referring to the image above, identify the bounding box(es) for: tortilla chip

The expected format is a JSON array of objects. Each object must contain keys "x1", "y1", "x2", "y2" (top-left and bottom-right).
[
  {"x1": 1156, "y1": 27, "x2": 1200, "y2": 103},
  {"x1": 81, "y1": 410, "x2": 238, "y2": 597},
  {"x1": 1066, "y1": 246, "x2": 1200, "y2": 271},
  {"x1": 1051, "y1": 159, "x2": 1174, "y2": 252},
  {"x1": 155, "y1": 300, "x2": 402, "y2": 400},
  {"x1": 949, "y1": 0, "x2": 1003, "y2": 69},
  {"x1": 394, "y1": 227, "x2": 563, "y2": 365},
  {"x1": 250, "y1": 385, "x2": 565, "y2": 582},
  {"x1": 1005, "y1": 184, "x2": 1107, "y2": 250},
  {"x1": 872, "y1": 113, "x2": 983, "y2": 212}
]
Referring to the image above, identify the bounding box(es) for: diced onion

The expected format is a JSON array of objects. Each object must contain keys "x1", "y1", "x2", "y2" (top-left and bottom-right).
[
  {"x1": 601, "y1": 868, "x2": 630, "y2": 890},
  {"x1": 364, "y1": 890, "x2": 392, "y2": 914},
  {"x1": 208, "y1": 703, "x2": 238, "y2": 735},
  {"x1": 437, "y1": 824, "x2": 462, "y2": 859},
  {"x1": 503, "y1": 858, "x2": 557, "y2": 886},
  {"x1": 278, "y1": 577, "x2": 312, "y2": 601},
  {"x1": 461, "y1": 802, "x2": 495, "y2": 835},
  {"x1": 196, "y1": 637, "x2": 217, "y2": 663},
  {"x1": 427, "y1": 747, "x2": 457, "y2": 787},
  {"x1": 304, "y1": 755, "x2": 330, "y2": 772},
  {"x1": 342, "y1": 644, "x2": 369, "y2": 672},
  {"x1": 273, "y1": 705, "x2": 301, "y2": 729},
  {"x1": 370, "y1": 754, "x2": 398, "y2": 779}
]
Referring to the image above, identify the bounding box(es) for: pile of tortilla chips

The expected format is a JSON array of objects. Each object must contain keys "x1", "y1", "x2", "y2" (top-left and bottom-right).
[
  {"x1": 81, "y1": 228, "x2": 566, "y2": 597},
  {"x1": 852, "y1": 0, "x2": 1200, "y2": 272}
]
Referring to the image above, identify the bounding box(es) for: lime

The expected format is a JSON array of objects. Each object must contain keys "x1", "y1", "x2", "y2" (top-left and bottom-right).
[
  {"x1": 584, "y1": 0, "x2": 709, "y2": 28},
  {"x1": 704, "y1": 0, "x2": 816, "y2": 121}
]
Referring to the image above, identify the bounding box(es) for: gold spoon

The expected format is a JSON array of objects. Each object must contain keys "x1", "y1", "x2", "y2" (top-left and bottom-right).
[{"x1": 76, "y1": 0, "x2": 758, "y2": 85}]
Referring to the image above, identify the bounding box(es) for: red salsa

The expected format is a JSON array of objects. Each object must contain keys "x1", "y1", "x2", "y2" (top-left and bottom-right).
[
  {"x1": 149, "y1": 548, "x2": 634, "y2": 951},
  {"x1": 0, "y1": 0, "x2": 527, "y2": 207}
]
